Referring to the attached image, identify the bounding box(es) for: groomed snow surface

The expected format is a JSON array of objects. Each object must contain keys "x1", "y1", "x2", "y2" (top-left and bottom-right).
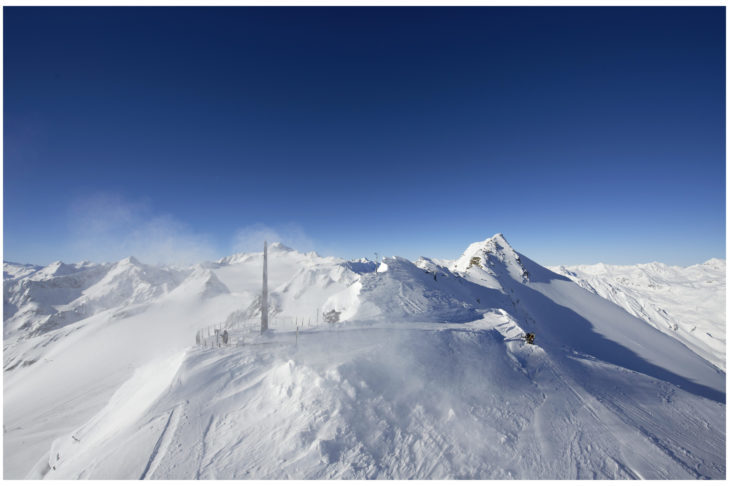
[{"x1": 3, "y1": 235, "x2": 725, "y2": 479}]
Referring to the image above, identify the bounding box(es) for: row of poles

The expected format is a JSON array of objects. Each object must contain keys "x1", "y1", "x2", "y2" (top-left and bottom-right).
[{"x1": 195, "y1": 314, "x2": 323, "y2": 349}]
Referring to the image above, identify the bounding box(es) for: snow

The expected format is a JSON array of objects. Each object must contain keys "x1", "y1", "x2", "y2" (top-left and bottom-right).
[
  {"x1": 27, "y1": 317, "x2": 726, "y2": 479},
  {"x1": 550, "y1": 259, "x2": 726, "y2": 370},
  {"x1": 3, "y1": 262, "x2": 42, "y2": 280},
  {"x1": 44, "y1": 351, "x2": 187, "y2": 479},
  {"x1": 346, "y1": 256, "x2": 501, "y2": 323},
  {"x1": 3, "y1": 235, "x2": 725, "y2": 479}
]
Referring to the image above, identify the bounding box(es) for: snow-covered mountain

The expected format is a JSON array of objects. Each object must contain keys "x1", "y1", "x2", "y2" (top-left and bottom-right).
[
  {"x1": 550, "y1": 260, "x2": 726, "y2": 371},
  {"x1": 3, "y1": 257, "x2": 187, "y2": 339},
  {"x1": 3, "y1": 235, "x2": 725, "y2": 479}
]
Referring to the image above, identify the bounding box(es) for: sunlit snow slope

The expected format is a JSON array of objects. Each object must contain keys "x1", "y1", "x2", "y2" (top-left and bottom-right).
[
  {"x1": 3, "y1": 235, "x2": 725, "y2": 479},
  {"x1": 550, "y1": 260, "x2": 725, "y2": 371}
]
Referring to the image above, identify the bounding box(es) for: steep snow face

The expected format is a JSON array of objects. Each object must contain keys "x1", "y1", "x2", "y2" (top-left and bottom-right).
[
  {"x1": 450, "y1": 233, "x2": 529, "y2": 289},
  {"x1": 518, "y1": 270, "x2": 724, "y2": 401},
  {"x1": 550, "y1": 260, "x2": 726, "y2": 371},
  {"x1": 452, "y1": 237, "x2": 724, "y2": 402}
]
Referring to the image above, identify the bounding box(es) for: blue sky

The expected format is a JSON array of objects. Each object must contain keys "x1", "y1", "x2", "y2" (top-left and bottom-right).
[{"x1": 4, "y1": 7, "x2": 725, "y2": 266}]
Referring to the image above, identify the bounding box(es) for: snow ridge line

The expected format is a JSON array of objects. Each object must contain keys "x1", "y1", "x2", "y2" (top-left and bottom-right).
[{"x1": 139, "y1": 404, "x2": 182, "y2": 480}]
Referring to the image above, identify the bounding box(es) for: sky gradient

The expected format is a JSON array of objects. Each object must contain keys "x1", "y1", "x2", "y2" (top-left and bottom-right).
[{"x1": 4, "y1": 7, "x2": 726, "y2": 266}]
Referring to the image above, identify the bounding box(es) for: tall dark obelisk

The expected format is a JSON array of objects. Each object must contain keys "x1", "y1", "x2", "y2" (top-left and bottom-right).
[{"x1": 261, "y1": 240, "x2": 269, "y2": 334}]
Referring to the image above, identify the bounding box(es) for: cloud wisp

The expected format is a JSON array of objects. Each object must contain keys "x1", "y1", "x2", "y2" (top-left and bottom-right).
[
  {"x1": 231, "y1": 223, "x2": 316, "y2": 254},
  {"x1": 67, "y1": 193, "x2": 218, "y2": 266}
]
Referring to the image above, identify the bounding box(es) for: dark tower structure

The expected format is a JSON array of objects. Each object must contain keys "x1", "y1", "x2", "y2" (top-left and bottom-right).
[{"x1": 261, "y1": 241, "x2": 269, "y2": 334}]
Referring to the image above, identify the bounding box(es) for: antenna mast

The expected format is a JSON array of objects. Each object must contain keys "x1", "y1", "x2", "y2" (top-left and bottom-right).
[{"x1": 261, "y1": 240, "x2": 269, "y2": 334}]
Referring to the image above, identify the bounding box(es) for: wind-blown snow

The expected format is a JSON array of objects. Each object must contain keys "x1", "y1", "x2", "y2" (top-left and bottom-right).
[{"x1": 3, "y1": 235, "x2": 725, "y2": 479}]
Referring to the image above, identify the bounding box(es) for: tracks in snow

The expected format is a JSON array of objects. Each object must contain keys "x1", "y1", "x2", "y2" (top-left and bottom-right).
[{"x1": 139, "y1": 404, "x2": 183, "y2": 480}]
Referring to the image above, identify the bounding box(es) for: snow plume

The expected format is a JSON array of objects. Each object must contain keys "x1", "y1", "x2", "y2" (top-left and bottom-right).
[
  {"x1": 232, "y1": 223, "x2": 315, "y2": 254},
  {"x1": 67, "y1": 193, "x2": 217, "y2": 265}
]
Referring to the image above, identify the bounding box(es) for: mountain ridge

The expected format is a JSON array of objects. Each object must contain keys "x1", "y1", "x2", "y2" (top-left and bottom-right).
[{"x1": 3, "y1": 234, "x2": 725, "y2": 479}]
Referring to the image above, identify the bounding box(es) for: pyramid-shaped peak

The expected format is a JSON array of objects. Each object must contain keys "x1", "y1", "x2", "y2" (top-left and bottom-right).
[
  {"x1": 118, "y1": 256, "x2": 142, "y2": 266},
  {"x1": 452, "y1": 233, "x2": 529, "y2": 283},
  {"x1": 191, "y1": 267, "x2": 230, "y2": 298},
  {"x1": 42, "y1": 260, "x2": 77, "y2": 277},
  {"x1": 484, "y1": 233, "x2": 512, "y2": 248},
  {"x1": 460, "y1": 233, "x2": 515, "y2": 259}
]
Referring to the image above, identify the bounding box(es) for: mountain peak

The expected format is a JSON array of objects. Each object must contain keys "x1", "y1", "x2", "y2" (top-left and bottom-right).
[
  {"x1": 179, "y1": 266, "x2": 230, "y2": 299},
  {"x1": 482, "y1": 232, "x2": 512, "y2": 250},
  {"x1": 459, "y1": 233, "x2": 515, "y2": 261},
  {"x1": 118, "y1": 256, "x2": 142, "y2": 266},
  {"x1": 452, "y1": 233, "x2": 528, "y2": 283},
  {"x1": 702, "y1": 258, "x2": 725, "y2": 268},
  {"x1": 40, "y1": 261, "x2": 77, "y2": 277}
]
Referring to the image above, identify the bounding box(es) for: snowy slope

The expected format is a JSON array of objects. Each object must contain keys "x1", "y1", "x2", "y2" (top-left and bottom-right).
[
  {"x1": 3, "y1": 263, "x2": 236, "y2": 478},
  {"x1": 3, "y1": 247, "x2": 366, "y2": 478},
  {"x1": 38, "y1": 315, "x2": 725, "y2": 480},
  {"x1": 341, "y1": 256, "x2": 509, "y2": 323},
  {"x1": 449, "y1": 236, "x2": 724, "y2": 399},
  {"x1": 3, "y1": 258, "x2": 187, "y2": 339},
  {"x1": 550, "y1": 260, "x2": 726, "y2": 370},
  {"x1": 3, "y1": 235, "x2": 725, "y2": 479}
]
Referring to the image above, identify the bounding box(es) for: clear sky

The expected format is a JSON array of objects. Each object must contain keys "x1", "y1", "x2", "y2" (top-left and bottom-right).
[{"x1": 4, "y1": 7, "x2": 726, "y2": 266}]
